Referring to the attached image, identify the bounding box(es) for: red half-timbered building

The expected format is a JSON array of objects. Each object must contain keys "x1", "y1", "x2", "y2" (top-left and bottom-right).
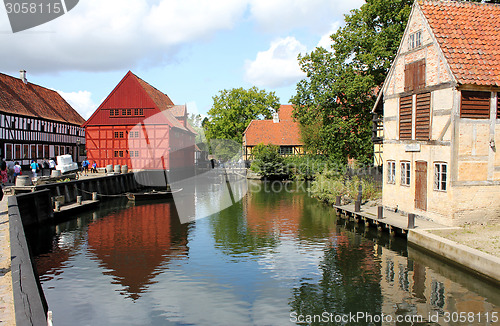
[{"x1": 83, "y1": 71, "x2": 195, "y2": 171}]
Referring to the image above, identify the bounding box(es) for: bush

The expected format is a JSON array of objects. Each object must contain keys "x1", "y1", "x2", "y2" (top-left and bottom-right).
[
  {"x1": 282, "y1": 155, "x2": 336, "y2": 180},
  {"x1": 250, "y1": 144, "x2": 289, "y2": 179},
  {"x1": 309, "y1": 170, "x2": 381, "y2": 205}
]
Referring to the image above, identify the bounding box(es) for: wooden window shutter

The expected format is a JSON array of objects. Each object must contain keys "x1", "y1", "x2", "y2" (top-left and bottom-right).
[
  {"x1": 404, "y1": 64, "x2": 411, "y2": 92},
  {"x1": 399, "y1": 95, "x2": 413, "y2": 140},
  {"x1": 405, "y1": 60, "x2": 426, "y2": 93},
  {"x1": 417, "y1": 60, "x2": 425, "y2": 90},
  {"x1": 460, "y1": 91, "x2": 491, "y2": 119},
  {"x1": 415, "y1": 92, "x2": 431, "y2": 140}
]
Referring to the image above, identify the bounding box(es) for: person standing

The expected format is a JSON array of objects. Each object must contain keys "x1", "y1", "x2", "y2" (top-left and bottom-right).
[
  {"x1": 49, "y1": 158, "x2": 56, "y2": 173},
  {"x1": 0, "y1": 156, "x2": 6, "y2": 172},
  {"x1": 82, "y1": 158, "x2": 90, "y2": 176},
  {"x1": 42, "y1": 159, "x2": 49, "y2": 176},
  {"x1": 0, "y1": 165, "x2": 7, "y2": 186},
  {"x1": 13, "y1": 162, "x2": 21, "y2": 183},
  {"x1": 30, "y1": 160, "x2": 39, "y2": 178},
  {"x1": 91, "y1": 161, "x2": 97, "y2": 173}
]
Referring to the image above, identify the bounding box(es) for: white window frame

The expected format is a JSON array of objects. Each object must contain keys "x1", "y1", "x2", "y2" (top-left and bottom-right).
[
  {"x1": 387, "y1": 160, "x2": 396, "y2": 184},
  {"x1": 401, "y1": 161, "x2": 411, "y2": 186},
  {"x1": 434, "y1": 162, "x2": 447, "y2": 191},
  {"x1": 408, "y1": 30, "x2": 422, "y2": 50}
]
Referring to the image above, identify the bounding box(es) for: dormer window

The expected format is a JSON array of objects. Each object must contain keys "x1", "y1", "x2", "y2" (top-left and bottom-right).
[{"x1": 409, "y1": 31, "x2": 422, "y2": 50}]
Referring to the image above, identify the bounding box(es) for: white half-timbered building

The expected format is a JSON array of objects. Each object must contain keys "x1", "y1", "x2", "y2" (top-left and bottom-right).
[{"x1": 0, "y1": 71, "x2": 85, "y2": 167}]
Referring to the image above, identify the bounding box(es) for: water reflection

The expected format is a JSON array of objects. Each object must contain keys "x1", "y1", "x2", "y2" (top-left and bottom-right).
[
  {"x1": 289, "y1": 231, "x2": 383, "y2": 325},
  {"x1": 86, "y1": 201, "x2": 189, "y2": 300},
  {"x1": 31, "y1": 181, "x2": 500, "y2": 326}
]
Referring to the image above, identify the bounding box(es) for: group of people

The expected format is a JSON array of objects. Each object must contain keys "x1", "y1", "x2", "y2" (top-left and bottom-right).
[
  {"x1": 30, "y1": 158, "x2": 56, "y2": 178},
  {"x1": 81, "y1": 159, "x2": 98, "y2": 176},
  {"x1": 0, "y1": 157, "x2": 101, "y2": 186}
]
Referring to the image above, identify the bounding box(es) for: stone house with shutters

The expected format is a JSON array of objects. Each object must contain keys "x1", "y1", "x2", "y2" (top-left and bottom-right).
[{"x1": 378, "y1": 1, "x2": 500, "y2": 226}]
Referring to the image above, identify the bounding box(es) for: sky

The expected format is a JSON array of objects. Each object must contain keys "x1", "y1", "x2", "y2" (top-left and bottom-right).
[{"x1": 0, "y1": 0, "x2": 365, "y2": 120}]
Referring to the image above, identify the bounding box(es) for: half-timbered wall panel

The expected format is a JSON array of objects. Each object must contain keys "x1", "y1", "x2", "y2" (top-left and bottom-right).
[
  {"x1": 0, "y1": 111, "x2": 85, "y2": 163},
  {"x1": 87, "y1": 125, "x2": 176, "y2": 169}
]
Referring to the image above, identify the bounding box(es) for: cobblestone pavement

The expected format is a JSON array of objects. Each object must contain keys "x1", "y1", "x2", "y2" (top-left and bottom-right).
[{"x1": 430, "y1": 224, "x2": 500, "y2": 258}]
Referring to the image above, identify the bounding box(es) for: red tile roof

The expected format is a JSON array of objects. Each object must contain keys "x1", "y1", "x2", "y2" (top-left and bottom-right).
[
  {"x1": 419, "y1": 1, "x2": 500, "y2": 87},
  {"x1": 168, "y1": 105, "x2": 186, "y2": 118},
  {"x1": 134, "y1": 74, "x2": 188, "y2": 131},
  {"x1": 244, "y1": 105, "x2": 303, "y2": 146},
  {"x1": 135, "y1": 75, "x2": 174, "y2": 110},
  {"x1": 0, "y1": 72, "x2": 85, "y2": 125}
]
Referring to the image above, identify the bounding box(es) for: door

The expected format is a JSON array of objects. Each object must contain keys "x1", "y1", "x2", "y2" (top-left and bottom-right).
[{"x1": 415, "y1": 161, "x2": 427, "y2": 211}]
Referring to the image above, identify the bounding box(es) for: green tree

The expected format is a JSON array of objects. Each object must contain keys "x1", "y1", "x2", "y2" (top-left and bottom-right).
[
  {"x1": 187, "y1": 113, "x2": 208, "y2": 151},
  {"x1": 291, "y1": 0, "x2": 412, "y2": 164},
  {"x1": 204, "y1": 87, "x2": 280, "y2": 143}
]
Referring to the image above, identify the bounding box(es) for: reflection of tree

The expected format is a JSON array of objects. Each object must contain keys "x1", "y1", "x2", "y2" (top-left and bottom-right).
[
  {"x1": 290, "y1": 231, "x2": 382, "y2": 325},
  {"x1": 209, "y1": 181, "x2": 338, "y2": 257},
  {"x1": 209, "y1": 200, "x2": 280, "y2": 257}
]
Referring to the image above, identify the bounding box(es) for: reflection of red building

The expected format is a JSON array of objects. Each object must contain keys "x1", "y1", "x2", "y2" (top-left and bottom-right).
[
  {"x1": 335, "y1": 232, "x2": 380, "y2": 283},
  {"x1": 87, "y1": 202, "x2": 189, "y2": 300},
  {"x1": 83, "y1": 71, "x2": 195, "y2": 170},
  {"x1": 244, "y1": 192, "x2": 304, "y2": 236},
  {"x1": 35, "y1": 246, "x2": 72, "y2": 282}
]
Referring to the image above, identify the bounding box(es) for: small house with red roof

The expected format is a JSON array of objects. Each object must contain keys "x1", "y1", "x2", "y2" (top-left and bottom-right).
[
  {"x1": 83, "y1": 71, "x2": 195, "y2": 172},
  {"x1": 0, "y1": 70, "x2": 85, "y2": 166},
  {"x1": 242, "y1": 105, "x2": 303, "y2": 160},
  {"x1": 379, "y1": 1, "x2": 500, "y2": 226}
]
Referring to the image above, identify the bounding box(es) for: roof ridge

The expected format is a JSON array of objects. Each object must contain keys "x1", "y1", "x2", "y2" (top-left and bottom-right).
[
  {"x1": 419, "y1": 0, "x2": 500, "y2": 6},
  {"x1": 0, "y1": 72, "x2": 85, "y2": 125},
  {"x1": 133, "y1": 72, "x2": 174, "y2": 103}
]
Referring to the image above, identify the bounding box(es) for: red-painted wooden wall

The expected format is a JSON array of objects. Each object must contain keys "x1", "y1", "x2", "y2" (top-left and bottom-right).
[{"x1": 84, "y1": 71, "x2": 194, "y2": 171}]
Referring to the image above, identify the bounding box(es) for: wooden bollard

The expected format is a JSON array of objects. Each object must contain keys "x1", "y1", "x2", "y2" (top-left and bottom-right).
[
  {"x1": 335, "y1": 195, "x2": 341, "y2": 206},
  {"x1": 408, "y1": 213, "x2": 415, "y2": 229},
  {"x1": 357, "y1": 183, "x2": 363, "y2": 203},
  {"x1": 92, "y1": 192, "x2": 97, "y2": 200},
  {"x1": 377, "y1": 206, "x2": 384, "y2": 219},
  {"x1": 76, "y1": 196, "x2": 82, "y2": 205},
  {"x1": 54, "y1": 201, "x2": 60, "y2": 212},
  {"x1": 355, "y1": 200, "x2": 361, "y2": 212}
]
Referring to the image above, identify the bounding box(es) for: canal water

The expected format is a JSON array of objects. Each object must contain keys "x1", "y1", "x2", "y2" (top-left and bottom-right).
[{"x1": 29, "y1": 181, "x2": 500, "y2": 325}]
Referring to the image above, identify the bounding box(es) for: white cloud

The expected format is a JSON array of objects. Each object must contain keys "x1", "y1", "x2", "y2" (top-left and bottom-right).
[
  {"x1": 317, "y1": 22, "x2": 341, "y2": 51},
  {"x1": 0, "y1": 0, "x2": 248, "y2": 73},
  {"x1": 244, "y1": 37, "x2": 306, "y2": 88},
  {"x1": 0, "y1": 0, "x2": 365, "y2": 75},
  {"x1": 144, "y1": 0, "x2": 247, "y2": 45},
  {"x1": 57, "y1": 90, "x2": 98, "y2": 120}
]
